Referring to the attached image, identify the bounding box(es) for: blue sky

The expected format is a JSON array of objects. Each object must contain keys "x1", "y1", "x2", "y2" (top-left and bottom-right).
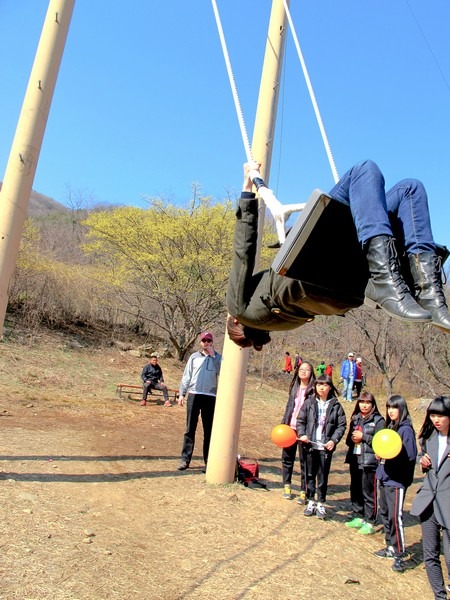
[{"x1": 1, "y1": 1, "x2": 450, "y2": 248}]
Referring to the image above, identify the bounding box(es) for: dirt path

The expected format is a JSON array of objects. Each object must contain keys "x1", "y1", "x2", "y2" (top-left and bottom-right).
[{"x1": 0, "y1": 393, "x2": 438, "y2": 600}]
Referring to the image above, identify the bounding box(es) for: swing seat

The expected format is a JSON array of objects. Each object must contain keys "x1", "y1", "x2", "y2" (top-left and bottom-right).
[{"x1": 271, "y1": 189, "x2": 369, "y2": 308}]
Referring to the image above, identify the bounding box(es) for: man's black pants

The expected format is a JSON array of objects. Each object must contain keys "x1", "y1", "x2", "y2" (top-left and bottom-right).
[{"x1": 180, "y1": 393, "x2": 216, "y2": 464}]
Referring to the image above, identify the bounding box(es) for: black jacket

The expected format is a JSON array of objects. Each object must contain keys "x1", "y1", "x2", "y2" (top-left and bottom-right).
[
  {"x1": 226, "y1": 196, "x2": 360, "y2": 332},
  {"x1": 345, "y1": 411, "x2": 386, "y2": 469},
  {"x1": 376, "y1": 419, "x2": 417, "y2": 489},
  {"x1": 297, "y1": 395, "x2": 346, "y2": 450},
  {"x1": 141, "y1": 363, "x2": 164, "y2": 385}
]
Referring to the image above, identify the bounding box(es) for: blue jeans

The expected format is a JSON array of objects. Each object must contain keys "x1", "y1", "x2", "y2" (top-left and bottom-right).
[
  {"x1": 342, "y1": 376, "x2": 354, "y2": 401},
  {"x1": 329, "y1": 159, "x2": 435, "y2": 254}
]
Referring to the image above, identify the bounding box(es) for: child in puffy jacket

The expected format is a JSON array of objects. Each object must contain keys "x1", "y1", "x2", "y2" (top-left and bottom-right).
[{"x1": 345, "y1": 391, "x2": 385, "y2": 534}]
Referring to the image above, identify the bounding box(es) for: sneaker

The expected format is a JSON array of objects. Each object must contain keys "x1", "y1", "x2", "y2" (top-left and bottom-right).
[
  {"x1": 304, "y1": 500, "x2": 316, "y2": 517},
  {"x1": 392, "y1": 557, "x2": 408, "y2": 573},
  {"x1": 374, "y1": 546, "x2": 396, "y2": 559},
  {"x1": 316, "y1": 502, "x2": 326, "y2": 519},
  {"x1": 177, "y1": 460, "x2": 189, "y2": 471},
  {"x1": 358, "y1": 522, "x2": 375, "y2": 535},
  {"x1": 282, "y1": 485, "x2": 292, "y2": 500},
  {"x1": 345, "y1": 517, "x2": 364, "y2": 529},
  {"x1": 140, "y1": 400, "x2": 147, "y2": 406},
  {"x1": 296, "y1": 491, "x2": 306, "y2": 505},
  {"x1": 164, "y1": 400, "x2": 171, "y2": 407}
]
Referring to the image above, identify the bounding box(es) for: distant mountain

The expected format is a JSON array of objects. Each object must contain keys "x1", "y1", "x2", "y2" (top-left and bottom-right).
[
  {"x1": 28, "y1": 190, "x2": 69, "y2": 217},
  {"x1": 0, "y1": 182, "x2": 68, "y2": 217}
]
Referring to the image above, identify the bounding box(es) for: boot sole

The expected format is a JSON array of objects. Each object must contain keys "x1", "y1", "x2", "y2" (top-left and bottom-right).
[{"x1": 364, "y1": 297, "x2": 432, "y2": 323}]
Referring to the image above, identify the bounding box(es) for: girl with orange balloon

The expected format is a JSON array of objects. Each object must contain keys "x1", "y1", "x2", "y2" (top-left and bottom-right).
[
  {"x1": 374, "y1": 394, "x2": 417, "y2": 573},
  {"x1": 279, "y1": 361, "x2": 316, "y2": 502}
]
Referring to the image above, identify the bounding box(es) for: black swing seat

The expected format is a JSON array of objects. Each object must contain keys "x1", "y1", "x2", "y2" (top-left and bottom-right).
[{"x1": 271, "y1": 189, "x2": 369, "y2": 308}]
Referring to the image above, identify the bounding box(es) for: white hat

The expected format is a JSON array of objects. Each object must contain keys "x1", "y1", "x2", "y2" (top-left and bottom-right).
[{"x1": 348, "y1": 352, "x2": 354, "y2": 357}]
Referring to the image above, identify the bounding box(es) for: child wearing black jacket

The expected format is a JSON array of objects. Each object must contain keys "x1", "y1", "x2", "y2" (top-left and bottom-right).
[
  {"x1": 345, "y1": 391, "x2": 385, "y2": 535},
  {"x1": 297, "y1": 374, "x2": 346, "y2": 520},
  {"x1": 374, "y1": 394, "x2": 417, "y2": 573}
]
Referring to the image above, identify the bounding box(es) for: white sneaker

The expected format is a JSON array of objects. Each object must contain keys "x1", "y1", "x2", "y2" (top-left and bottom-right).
[
  {"x1": 303, "y1": 500, "x2": 316, "y2": 517},
  {"x1": 316, "y1": 502, "x2": 326, "y2": 519}
]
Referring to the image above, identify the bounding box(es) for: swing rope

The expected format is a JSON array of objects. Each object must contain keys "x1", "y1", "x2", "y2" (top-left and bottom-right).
[
  {"x1": 211, "y1": 0, "x2": 310, "y2": 242},
  {"x1": 210, "y1": 0, "x2": 254, "y2": 164},
  {"x1": 281, "y1": 0, "x2": 339, "y2": 184},
  {"x1": 211, "y1": 0, "x2": 303, "y2": 243}
]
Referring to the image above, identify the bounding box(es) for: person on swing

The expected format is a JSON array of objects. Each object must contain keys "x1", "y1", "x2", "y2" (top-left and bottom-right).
[{"x1": 226, "y1": 159, "x2": 450, "y2": 350}]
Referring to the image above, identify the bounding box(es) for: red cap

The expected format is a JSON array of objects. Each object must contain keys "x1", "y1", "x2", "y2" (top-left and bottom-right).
[{"x1": 201, "y1": 331, "x2": 213, "y2": 342}]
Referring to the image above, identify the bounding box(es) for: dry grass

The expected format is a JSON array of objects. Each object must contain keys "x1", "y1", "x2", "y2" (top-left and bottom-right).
[{"x1": 0, "y1": 326, "x2": 441, "y2": 599}]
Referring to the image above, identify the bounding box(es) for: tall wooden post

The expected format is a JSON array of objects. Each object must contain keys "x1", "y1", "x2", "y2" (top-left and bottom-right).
[
  {"x1": 206, "y1": 0, "x2": 289, "y2": 484},
  {"x1": 0, "y1": 0, "x2": 75, "y2": 336}
]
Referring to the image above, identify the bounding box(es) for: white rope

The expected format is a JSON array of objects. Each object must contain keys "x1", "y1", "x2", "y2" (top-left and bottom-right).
[
  {"x1": 210, "y1": 0, "x2": 253, "y2": 163},
  {"x1": 282, "y1": 0, "x2": 340, "y2": 184},
  {"x1": 211, "y1": 0, "x2": 306, "y2": 243}
]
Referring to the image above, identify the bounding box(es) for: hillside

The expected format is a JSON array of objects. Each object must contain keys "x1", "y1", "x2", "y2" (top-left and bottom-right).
[
  {"x1": 0, "y1": 322, "x2": 435, "y2": 600},
  {"x1": 0, "y1": 182, "x2": 68, "y2": 217}
]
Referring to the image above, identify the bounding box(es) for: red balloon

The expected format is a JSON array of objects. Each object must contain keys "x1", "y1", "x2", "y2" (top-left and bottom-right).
[{"x1": 271, "y1": 424, "x2": 297, "y2": 448}]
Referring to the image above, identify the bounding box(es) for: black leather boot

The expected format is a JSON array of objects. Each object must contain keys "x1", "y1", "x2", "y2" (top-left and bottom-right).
[
  {"x1": 409, "y1": 252, "x2": 450, "y2": 332},
  {"x1": 364, "y1": 236, "x2": 432, "y2": 322}
]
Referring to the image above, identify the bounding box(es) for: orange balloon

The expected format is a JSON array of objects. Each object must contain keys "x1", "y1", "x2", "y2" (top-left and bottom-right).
[{"x1": 271, "y1": 424, "x2": 297, "y2": 448}]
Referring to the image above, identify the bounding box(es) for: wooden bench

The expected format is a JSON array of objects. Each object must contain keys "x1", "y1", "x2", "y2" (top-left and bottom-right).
[{"x1": 115, "y1": 383, "x2": 179, "y2": 403}]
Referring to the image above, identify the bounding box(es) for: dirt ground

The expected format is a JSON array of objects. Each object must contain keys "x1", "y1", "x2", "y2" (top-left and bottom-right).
[{"x1": 0, "y1": 330, "x2": 444, "y2": 599}]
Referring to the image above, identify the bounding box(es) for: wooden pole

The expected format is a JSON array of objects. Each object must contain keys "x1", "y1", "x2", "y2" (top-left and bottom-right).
[
  {"x1": 206, "y1": 0, "x2": 289, "y2": 484},
  {"x1": 0, "y1": 0, "x2": 75, "y2": 336}
]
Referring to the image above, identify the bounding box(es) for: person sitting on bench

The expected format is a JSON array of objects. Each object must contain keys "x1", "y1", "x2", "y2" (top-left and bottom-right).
[
  {"x1": 141, "y1": 354, "x2": 171, "y2": 406},
  {"x1": 226, "y1": 160, "x2": 450, "y2": 350}
]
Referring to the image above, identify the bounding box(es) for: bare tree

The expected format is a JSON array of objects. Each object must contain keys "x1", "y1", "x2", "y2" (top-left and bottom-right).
[{"x1": 409, "y1": 325, "x2": 450, "y2": 395}]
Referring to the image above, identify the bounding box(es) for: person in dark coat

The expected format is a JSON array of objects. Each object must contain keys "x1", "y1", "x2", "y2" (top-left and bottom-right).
[
  {"x1": 411, "y1": 396, "x2": 450, "y2": 600},
  {"x1": 141, "y1": 354, "x2": 170, "y2": 406}
]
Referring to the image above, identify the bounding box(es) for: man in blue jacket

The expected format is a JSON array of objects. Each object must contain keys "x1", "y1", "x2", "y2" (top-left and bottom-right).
[
  {"x1": 340, "y1": 353, "x2": 357, "y2": 402},
  {"x1": 176, "y1": 332, "x2": 222, "y2": 471}
]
